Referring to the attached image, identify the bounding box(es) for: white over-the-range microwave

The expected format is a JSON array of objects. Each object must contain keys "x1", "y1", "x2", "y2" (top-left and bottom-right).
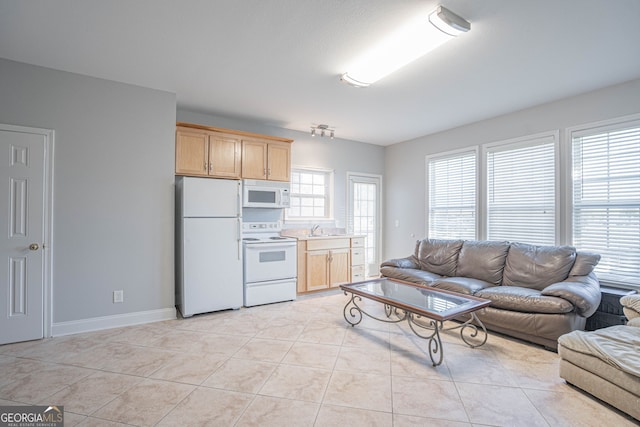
[{"x1": 243, "y1": 179, "x2": 290, "y2": 208}]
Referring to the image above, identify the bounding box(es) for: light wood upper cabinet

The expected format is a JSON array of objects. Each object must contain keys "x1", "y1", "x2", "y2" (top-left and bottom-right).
[
  {"x1": 176, "y1": 127, "x2": 241, "y2": 178},
  {"x1": 242, "y1": 140, "x2": 291, "y2": 181},
  {"x1": 209, "y1": 134, "x2": 241, "y2": 178},
  {"x1": 241, "y1": 140, "x2": 268, "y2": 180},
  {"x1": 176, "y1": 128, "x2": 209, "y2": 176},
  {"x1": 267, "y1": 142, "x2": 291, "y2": 181},
  {"x1": 176, "y1": 122, "x2": 293, "y2": 181}
]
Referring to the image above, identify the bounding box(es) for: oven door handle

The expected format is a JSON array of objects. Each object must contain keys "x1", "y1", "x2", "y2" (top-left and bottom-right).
[{"x1": 244, "y1": 243, "x2": 296, "y2": 250}]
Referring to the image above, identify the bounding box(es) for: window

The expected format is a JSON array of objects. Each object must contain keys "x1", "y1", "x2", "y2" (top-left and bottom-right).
[
  {"x1": 572, "y1": 120, "x2": 640, "y2": 286},
  {"x1": 485, "y1": 133, "x2": 557, "y2": 245},
  {"x1": 426, "y1": 149, "x2": 477, "y2": 239},
  {"x1": 286, "y1": 168, "x2": 332, "y2": 219},
  {"x1": 423, "y1": 117, "x2": 640, "y2": 290}
]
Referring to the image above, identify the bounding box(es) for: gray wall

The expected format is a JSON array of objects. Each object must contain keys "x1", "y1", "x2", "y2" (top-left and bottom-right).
[
  {"x1": 384, "y1": 78, "x2": 640, "y2": 259},
  {"x1": 0, "y1": 59, "x2": 176, "y2": 324},
  {"x1": 177, "y1": 110, "x2": 385, "y2": 229}
]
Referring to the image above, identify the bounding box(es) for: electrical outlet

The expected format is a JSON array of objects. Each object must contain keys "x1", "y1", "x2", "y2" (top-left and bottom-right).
[{"x1": 113, "y1": 290, "x2": 124, "y2": 303}]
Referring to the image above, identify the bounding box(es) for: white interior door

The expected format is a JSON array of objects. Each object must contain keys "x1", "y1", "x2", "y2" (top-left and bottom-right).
[
  {"x1": 347, "y1": 173, "x2": 382, "y2": 278},
  {"x1": 1, "y1": 126, "x2": 48, "y2": 344}
]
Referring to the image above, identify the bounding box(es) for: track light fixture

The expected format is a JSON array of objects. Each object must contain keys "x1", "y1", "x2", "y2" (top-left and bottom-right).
[{"x1": 310, "y1": 124, "x2": 335, "y2": 139}]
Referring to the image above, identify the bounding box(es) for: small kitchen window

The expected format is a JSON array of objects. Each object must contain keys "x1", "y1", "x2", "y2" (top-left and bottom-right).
[{"x1": 286, "y1": 168, "x2": 333, "y2": 219}]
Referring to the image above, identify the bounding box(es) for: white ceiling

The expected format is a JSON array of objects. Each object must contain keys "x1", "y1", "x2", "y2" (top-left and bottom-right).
[{"x1": 1, "y1": 0, "x2": 639, "y2": 146}]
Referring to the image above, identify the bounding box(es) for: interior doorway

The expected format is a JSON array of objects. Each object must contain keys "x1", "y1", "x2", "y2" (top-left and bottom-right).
[{"x1": 0, "y1": 124, "x2": 53, "y2": 344}]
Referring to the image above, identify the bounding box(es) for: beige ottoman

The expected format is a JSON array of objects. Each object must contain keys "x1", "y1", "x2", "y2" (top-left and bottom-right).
[{"x1": 558, "y1": 294, "x2": 640, "y2": 421}]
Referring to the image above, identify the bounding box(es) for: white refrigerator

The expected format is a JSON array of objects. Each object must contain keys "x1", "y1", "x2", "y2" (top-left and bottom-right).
[{"x1": 176, "y1": 177, "x2": 243, "y2": 317}]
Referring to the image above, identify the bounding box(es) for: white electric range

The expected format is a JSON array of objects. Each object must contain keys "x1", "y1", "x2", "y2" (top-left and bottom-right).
[{"x1": 242, "y1": 221, "x2": 297, "y2": 307}]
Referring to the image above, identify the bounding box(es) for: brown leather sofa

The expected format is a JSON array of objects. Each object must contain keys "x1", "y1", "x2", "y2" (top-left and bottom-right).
[{"x1": 380, "y1": 239, "x2": 602, "y2": 349}]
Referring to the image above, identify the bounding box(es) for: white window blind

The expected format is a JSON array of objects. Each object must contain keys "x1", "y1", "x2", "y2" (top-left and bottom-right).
[
  {"x1": 427, "y1": 150, "x2": 477, "y2": 239},
  {"x1": 572, "y1": 123, "x2": 640, "y2": 285},
  {"x1": 486, "y1": 135, "x2": 556, "y2": 245},
  {"x1": 287, "y1": 168, "x2": 331, "y2": 219}
]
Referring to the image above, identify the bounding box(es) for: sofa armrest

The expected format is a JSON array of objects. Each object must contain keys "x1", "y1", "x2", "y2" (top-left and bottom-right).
[
  {"x1": 620, "y1": 294, "x2": 640, "y2": 322},
  {"x1": 541, "y1": 272, "x2": 601, "y2": 317},
  {"x1": 380, "y1": 255, "x2": 420, "y2": 269}
]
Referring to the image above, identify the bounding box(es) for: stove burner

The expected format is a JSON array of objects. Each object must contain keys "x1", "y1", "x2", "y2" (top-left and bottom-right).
[
  {"x1": 242, "y1": 238, "x2": 260, "y2": 241},
  {"x1": 269, "y1": 236, "x2": 287, "y2": 240}
]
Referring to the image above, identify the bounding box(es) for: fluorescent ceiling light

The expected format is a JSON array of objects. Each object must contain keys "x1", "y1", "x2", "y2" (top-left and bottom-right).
[{"x1": 341, "y1": 5, "x2": 470, "y2": 87}]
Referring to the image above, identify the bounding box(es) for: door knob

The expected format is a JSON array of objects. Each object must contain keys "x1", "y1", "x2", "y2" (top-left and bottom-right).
[{"x1": 29, "y1": 243, "x2": 39, "y2": 251}]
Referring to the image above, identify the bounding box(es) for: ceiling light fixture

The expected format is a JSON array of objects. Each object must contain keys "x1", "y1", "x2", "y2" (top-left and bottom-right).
[
  {"x1": 341, "y1": 5, "x2": 470, "y2": 88},
  {"x1": 310, "y1": 124, "x2": 335, "y2": 139}
]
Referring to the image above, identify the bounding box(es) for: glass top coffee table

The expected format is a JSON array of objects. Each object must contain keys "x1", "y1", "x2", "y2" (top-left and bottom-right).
[{"x1": 340, "y1": 278, "x2": 491, "y2": 366}]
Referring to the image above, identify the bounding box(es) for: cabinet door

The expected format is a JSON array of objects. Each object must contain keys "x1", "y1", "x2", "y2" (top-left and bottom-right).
[
  {"x1": 306, "y1": 250, "x2": 329, "y2": 291},
  {"x1": 267, "y1": 142, "x2": 291, "y2": 181},
  {"x1": 176, "y1": 129, "x2": 208, "y2": 176},
  {"x1": 242, "y1": 140, "x2": 267, "y2": 179},
  {"x1": 329, "y1": 248, "x2": 350, "y2": 287},
  {"x1": 209, "y1": 135, "x2": 241, "y2": 178}
]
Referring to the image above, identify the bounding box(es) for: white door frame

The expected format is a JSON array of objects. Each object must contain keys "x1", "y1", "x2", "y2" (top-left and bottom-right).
[
  {"x1": 1, "y1": 123, "x2": 54, "y2": 339},
  {"x1": 346, "y1": 172, "x2": 383, "y2": 277}
]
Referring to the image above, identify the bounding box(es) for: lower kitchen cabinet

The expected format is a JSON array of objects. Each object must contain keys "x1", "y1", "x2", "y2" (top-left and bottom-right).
[{"x1": 296, "y1": 236, "x2": 363, "y2": 293}]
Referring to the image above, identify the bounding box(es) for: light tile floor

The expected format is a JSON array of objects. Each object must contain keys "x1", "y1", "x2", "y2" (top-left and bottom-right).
[{"x1": 1, "y1": 291, "x2": 638, "y2": 426}]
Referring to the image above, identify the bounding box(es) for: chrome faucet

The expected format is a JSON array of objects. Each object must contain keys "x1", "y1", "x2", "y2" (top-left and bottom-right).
[{"x1": 311, "y1": 224, "x2": 321, "y2": 236}]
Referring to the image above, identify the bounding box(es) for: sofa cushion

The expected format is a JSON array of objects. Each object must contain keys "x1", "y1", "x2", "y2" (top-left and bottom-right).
[
  {"x1": 378, "y1": 267, "x2": 440, "y2": 286},
  {"x1": 380, "y1": 256, "x2": 419, "y2": 269},
  {"x1": 476, "y1": 286, "x2": 574, "y2": 314},
  {"x1": 417, "y1": 239, "x2": 463, "y2": 277},
  {"x1": 431, "y1": 277, "x2": 495, "y2": 295},
  {"x1": 455, "y1": 240, "x2": 510, "y2": 285},
  {"x1": 541, "y1": 274, "x2": 601, "y2": 317},
  {"x1": 568, "y1": 251, "x2": 601, "y2": 276},
  {"x1": 503, "y1": 243, "x2": 576, "y2": 290},
  {"x1": 559, "y1": 326, "x2": 640, "y2": 378}
]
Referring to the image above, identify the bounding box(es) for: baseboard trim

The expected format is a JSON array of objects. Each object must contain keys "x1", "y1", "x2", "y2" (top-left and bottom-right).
[{"x1": 51, "y1": 307, "x2": 177, "y2": 337}]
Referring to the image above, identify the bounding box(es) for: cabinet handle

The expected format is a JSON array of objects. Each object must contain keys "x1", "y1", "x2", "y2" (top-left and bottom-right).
[
  {"x1": 209, "y1": 162, "x2": 212, "y2": 172},
  {"x1": 267, "y1": 168, "x2": 271, "y2": 177}
]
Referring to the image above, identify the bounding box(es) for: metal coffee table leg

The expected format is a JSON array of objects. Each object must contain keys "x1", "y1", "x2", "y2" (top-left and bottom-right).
[{"x1": 343, "y1": 292, "x2": 407, "y2": 326}]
